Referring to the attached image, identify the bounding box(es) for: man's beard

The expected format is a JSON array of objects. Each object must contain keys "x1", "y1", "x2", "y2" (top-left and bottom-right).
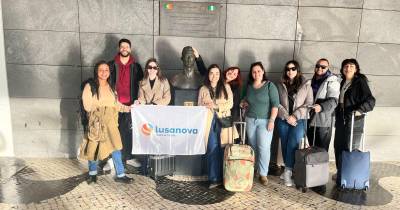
[{"x1": 120, "y1": 51, "x2": 130, "y2": 57}]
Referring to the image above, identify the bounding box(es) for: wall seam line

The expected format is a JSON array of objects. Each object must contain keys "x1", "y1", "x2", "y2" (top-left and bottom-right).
[{"x1": 356, "y1": 0, "x2": 366, "y2": 59}]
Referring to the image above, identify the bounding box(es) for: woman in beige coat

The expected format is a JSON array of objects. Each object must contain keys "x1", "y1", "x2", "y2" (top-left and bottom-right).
[
  {"x1": 136, "y1": 58, "x2": 171, "y2": 105},
  {"x1": 198, "y1": 64, "x2": 237, "y2": 189},
  {"x1": 81, "y1": 60, "x2": 133, "y2": 184}
]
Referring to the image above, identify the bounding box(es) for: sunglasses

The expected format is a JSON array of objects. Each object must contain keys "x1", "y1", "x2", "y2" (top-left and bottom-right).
[
  {"x1": 147, "y1": 66, "x2": 158, "y2": 70},
  {"x1": 315, "y1": 64, "x2": 327, "y2": 70},
  {"x1": 286, "y1": 67, "x2": 297, "y2": 72}
]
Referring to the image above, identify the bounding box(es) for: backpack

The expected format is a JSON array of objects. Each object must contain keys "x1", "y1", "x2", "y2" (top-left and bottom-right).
[{"x1": 79, "y1": 78, "x2": 96, "y2": 133}]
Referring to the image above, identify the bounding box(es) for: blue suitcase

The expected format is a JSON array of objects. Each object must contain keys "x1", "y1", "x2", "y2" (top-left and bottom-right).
[{"x1": 340, "y1": 113, "x2": 370, "y2": 190}]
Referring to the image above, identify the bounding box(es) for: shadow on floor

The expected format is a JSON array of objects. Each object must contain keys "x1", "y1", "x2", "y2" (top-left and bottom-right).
[
  {"x1": 0, "y1": 163, "x2": 87, "y2": 204},
  {"x1": 155, "y1": 177, "x2": 235, "y2": 205},
  {"x1": 125, "y1": 158, "x2": 235, "y2": 205},
  {"x1": 1, "y1": 159, "x2": 398, "y2": 206},
  {"x1": 309, "y1": 162, "x2": 399, "y2": 206}
]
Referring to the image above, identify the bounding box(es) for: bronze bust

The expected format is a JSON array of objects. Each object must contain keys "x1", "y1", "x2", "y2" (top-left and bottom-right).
[{"x1": 171, "y1": 46, "x2": 203, "y2": 89}]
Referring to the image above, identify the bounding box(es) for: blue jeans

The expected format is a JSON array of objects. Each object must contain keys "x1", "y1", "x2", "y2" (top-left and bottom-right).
[
  {"x1": 207, "y1": 114, "x2": 223, "y2": 182},
  {"x1": 246, "y1": 117, "x2": 273, "y2": 177},
  {"x1": 88, "y1": 150, "x2": 125, "y2": 177},
  {"x1": 278, "y1": 119, "x2": 306, "y2": 169}
]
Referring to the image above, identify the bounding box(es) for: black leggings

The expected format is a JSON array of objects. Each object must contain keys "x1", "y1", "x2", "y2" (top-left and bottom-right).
[
  {"x1": 119, "y1": 112, "x2": 133, "y2": 162},
  {"x1": 307, "y1": 126, "x2": 332, "y2": 152},
  {"x1": 334, "y1": 117, "x2": 364, "y2": 183}
]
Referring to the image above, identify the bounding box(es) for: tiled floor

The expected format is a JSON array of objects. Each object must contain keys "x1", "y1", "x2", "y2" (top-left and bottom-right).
[{"x1": 0, "y1": 158, "x2": 399, "y2": 209}]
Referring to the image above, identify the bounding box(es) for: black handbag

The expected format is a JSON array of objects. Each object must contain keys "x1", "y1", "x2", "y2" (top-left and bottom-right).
[{"x1": 218, "y1": 116, "x2": 233, "y2": 128}]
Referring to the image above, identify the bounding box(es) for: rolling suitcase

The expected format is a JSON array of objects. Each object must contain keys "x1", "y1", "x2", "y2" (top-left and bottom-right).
[
  {"x1": 223, "y1": 109, "x2": 255, "y2": 192},
  {"x1": 294, "y1": 115, "x2": 329, "y2": 192},
  {"x1": 148, "y1": 155, "x2": 175, "y2": 180},
  {"x1": 340, "y1": 112, "x2": 370, "y2": 190}
]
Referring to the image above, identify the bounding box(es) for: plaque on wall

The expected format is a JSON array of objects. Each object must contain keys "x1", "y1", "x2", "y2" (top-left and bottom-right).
[{"x1": 160, "y1": 1, "x2": 223, "y2": 38}]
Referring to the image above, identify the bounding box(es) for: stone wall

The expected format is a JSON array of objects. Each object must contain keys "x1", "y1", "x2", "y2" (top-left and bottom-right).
[{"x1": 2, "y1": 0, "x2": 399, "y2": 160}]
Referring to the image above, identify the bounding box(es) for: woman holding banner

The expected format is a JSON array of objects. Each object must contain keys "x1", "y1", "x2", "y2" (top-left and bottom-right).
[
  {"x1": 80, "y1": 60, "x2": 133, "y2": 184},
  {"x1": 198, "y1": 64, "x2": 237, "y2": 189}
]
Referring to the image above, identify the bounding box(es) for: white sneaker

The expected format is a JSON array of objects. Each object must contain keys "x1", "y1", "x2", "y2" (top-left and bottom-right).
[
  {"x1": 126, "y1": 158, "x2": 142, "y2": 168},
  {"x1": 103, "y1": 162, "x2": 111, "y2": 171},
  {"x1": 280, "y1": 172, "x2": 285, "y2": 180},
  {"x1": 108, "y1": 158, "x2": 114, "y2": 169},
  {"x1": 103, "y1": 158, "x2": 114, "y2": 171},
  {"x1": 280, "y1": 168, "x2": 289, "y2": 180},
  {"x1": 284, "y1": 168, "x2": 293, "y2": 187}
]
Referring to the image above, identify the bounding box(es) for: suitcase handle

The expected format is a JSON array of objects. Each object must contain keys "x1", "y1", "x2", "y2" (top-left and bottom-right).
[
  {"x1": 231, "y1": 108, "x2": 246, "y2": 145},
  {"x1": 240, "y1": 107, "x2": 245, "y2": 122},
  {"x1": 349, "y1": 112, "x2": 367, "y2": 152},
  {"x1": 233, "y1": 122, "x2": 246, "y2": 145},
  {"x1": 310, "y1": 109, "x2": 318, "y2": 147},
  {"x1": 300, "y1": 106, "x2": 316, "y2": 149}
]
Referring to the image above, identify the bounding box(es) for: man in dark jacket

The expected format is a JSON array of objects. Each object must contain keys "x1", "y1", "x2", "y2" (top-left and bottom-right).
[{"x1": 109, "y1": 38, "x2": 143, "y2": 168}]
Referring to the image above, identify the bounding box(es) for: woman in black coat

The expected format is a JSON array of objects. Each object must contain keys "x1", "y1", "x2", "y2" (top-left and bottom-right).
[{"x1": 333, "y1": 58, "x2": 375, "y2": 185}]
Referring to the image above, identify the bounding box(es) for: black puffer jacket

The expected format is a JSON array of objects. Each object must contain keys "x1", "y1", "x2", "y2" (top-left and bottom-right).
[{"x1": 336, "y1": 74, "x2": 375, "y2": 124}]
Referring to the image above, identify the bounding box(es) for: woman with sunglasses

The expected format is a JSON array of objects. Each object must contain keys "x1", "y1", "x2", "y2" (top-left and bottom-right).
[
  {"x1": 333, "y1": 58, "x2": 375, "y2": 185},
  {"x1": 240, "y1": 62, "x2": 279, "y2": 186},
  {"x1": 277, "y1": 60, "x2": 313, "y2": 187},
  {"x1": 136, "y1": 58, "x2": 171, "y2": 105},
  {"x1": 198, "y1": 64, "x2": 234, "y2": 189},
  {"x1": 307, "y1": 58, "x2": 340, "y2": 152}
]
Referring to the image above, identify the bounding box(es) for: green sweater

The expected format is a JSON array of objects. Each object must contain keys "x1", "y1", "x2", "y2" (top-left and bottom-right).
[{"x1": 245, "y1": 81, "x2": 280, "y2": 119}]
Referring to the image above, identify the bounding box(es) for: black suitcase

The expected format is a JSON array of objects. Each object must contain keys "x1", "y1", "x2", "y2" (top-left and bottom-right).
[
  {"x1": 294, "y1": 112, "x2": 329, "y2": 192},
  {"x1": 294, "y1": 146, "x2": 329, "y2": 192},
  {"x1": 148, "y1": 155, "x2": 175, "y2": 180}
]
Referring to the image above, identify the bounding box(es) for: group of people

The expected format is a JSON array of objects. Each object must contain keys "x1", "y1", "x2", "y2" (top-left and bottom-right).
[
  {"x1": 79, "y1": 38, "x2": 376, "y2": 190},
  {"x1": 80, "y1": 38, "x2": 171, "y2": 184}
]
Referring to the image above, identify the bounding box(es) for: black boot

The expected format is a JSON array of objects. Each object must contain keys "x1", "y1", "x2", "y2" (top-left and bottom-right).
[
  {"x1": 115, "y1": 176, "x2": 134, "y2": 184},
  {"x1": 87, "y1": 175, "x2": 97, "y2": 184}
]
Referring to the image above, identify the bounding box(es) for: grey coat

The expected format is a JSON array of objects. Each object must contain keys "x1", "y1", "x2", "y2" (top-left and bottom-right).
[
  {"x1": 310, "y1": 74, "x2": 340, "y2": 127},
  {"x1": 277, "y1": 78, "x2": 313, "y2": 120}
]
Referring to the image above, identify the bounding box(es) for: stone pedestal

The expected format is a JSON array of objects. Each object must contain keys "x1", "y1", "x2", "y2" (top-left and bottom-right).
[
  {"x1": 172, "y1": 88, "x2": 207, "y2": 176},
  {"x1": 172, "y1": 89, "x2": 199, "y2": 106}
]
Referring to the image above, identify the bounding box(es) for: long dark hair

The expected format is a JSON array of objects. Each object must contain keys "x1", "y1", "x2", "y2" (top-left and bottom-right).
[
  {"x1": 340, "y1": 58, "x2": 368, "y2": 81},
  {"x1": 224, "y1": 66, "x2": 242, "y2": 87},
  {"x1": 143, "y1": 58, "x2": 166, "y2": 81},
  {"x1": 204, "y1": 64, "x2": 228, "y2": 100},
  {"x1": 247, "y1": 62, "x2": 268, "y2": 86},
  {"x1": 93, "y1": 60, "x2": 113, "y2": 99},
  {"x1": 282, "y1": 60, "x2": 303, "y2": 93}
]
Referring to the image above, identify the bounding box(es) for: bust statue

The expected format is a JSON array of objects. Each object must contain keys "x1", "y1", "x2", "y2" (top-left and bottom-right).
[{"x1": 171, "y1": 46, "x2": 203, "y2": 89}]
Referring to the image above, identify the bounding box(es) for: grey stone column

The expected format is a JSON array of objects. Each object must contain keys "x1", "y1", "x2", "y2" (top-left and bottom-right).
[{"x1": 0, "y1": 1, "x2": 14, "y2": 157}]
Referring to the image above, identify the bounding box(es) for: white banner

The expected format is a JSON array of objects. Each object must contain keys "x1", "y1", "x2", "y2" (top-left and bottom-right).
[{"x1": 131, "y1": 105, "x2": 208, "y2": 155}]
